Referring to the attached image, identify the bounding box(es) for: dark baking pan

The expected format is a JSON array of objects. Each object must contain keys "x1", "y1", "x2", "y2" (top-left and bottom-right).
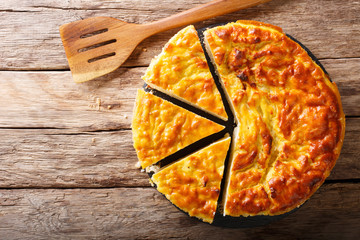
[{"x1": 144, "y1": 21, "x2": 330, "y2": 228}]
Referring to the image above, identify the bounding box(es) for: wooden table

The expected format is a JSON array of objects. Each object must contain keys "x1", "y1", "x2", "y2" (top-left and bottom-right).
[{"x1": 0, "y1": 0, "x2": 359, "y2": 239}]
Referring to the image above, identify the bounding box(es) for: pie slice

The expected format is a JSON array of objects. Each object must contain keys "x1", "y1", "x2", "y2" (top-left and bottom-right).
[
  {"x1": 204, "y1": 20, "x2": 345, "y2": 216},
  {"x1": 151, "y1": 136, "x2": 231, "y2": 223},
  {"x1": 142, "y1": 25, "x2": 228, "y2": 121},
  {"x1": 132, "y1": 89, "x2": 225, "y2": 169}
]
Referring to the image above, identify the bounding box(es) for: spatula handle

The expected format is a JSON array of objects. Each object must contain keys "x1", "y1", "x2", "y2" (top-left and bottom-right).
[{"x1": 145, "y1": 0, "x2": 271, "y2": 34}]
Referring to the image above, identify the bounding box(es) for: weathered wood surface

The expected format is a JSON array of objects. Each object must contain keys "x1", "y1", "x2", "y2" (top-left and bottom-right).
[
  {"x1": 0, "y1": 69, "x2": 143, "y2": 130},
  {"x1": 321, "y1": 58, "x2": 360, "y2": 117},
  {"x1": 0, "y1": 183, "x2": 359, "y2": 239},
  {"x1": 0, "y1": 117, "x2": 358, "y2": 188},
  {"x1": 0, "y1": 129, "x2": 147, "y2": 188},
  {"x1": 0, "y1": 0, "x2": 359, "y2": 70},
  {"x1": 0, "y1": 58, "x2": 359, "y2": 131},
  {"x1": 0, "y1": 0, "x2": 359, "y2": 238}
]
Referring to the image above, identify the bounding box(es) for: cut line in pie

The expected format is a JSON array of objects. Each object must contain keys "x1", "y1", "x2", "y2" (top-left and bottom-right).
[
  {"x1": 132, "y1": 20, "x2": 345, "y2": 225},
  {"x1": 152, "y1": 135, "x2": 231, "y2": 223},
  {"x1": 142, "y1": 25, "x2": 228, "y2": 121},
  {"x1": 132, "y1": 89, "x2": 225, "y2": 169}
]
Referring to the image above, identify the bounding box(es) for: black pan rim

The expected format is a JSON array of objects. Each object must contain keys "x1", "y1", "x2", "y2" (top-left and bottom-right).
[{"x1": 143, "y1": 21, "x2": 332, "y2": 228}]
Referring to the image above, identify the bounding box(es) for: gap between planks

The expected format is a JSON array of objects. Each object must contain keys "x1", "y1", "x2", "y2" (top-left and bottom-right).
[
  {"x1": 0, "y1": 57, "x2": 359, "y2": 72},
  {"x1": 1, "y1": 0, "x2": 360, "y2": 70},
  {"x1": 0, "y1": 183, "x2": 358, "y2": 239},
  {"x1": 0, "y1": 57, "x2": 359, "y2": 130},
  {"x1": 0, "y1": 180, "x2": 358, "y2": 190},
  {"x1": 0, "y1": 117, "x2": 357, "y2": 188}
]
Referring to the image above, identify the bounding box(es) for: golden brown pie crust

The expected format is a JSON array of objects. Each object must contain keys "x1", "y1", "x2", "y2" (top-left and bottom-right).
[
  {"x1": 204, "y1": 20, "x2": 345, "y2": 216},
  {"x1": 142, "y1": 25, "x2": 227, "y2": 120},
  {"x1": 132, "y1": 89, "x2": 224, "y2": 169},
  {"x1": 132, "y1": 20, "x2": 345, "y2": 222},
  {"x1": 152, "y1": 136, "x2": 231, "y2": 223}
]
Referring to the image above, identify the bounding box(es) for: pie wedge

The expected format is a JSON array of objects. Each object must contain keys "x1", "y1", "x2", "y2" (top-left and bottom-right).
[
  {"x1": 204, "y1": 20, "x2": 345, "y2": 216},
  {"x1": 152, "y1": 136, "x2": 231, "y2": 223},
  {"x1": 132, "y1": 89, "x2": 225, "y2": 169},
  {"x1": 142, "y1": 25, "x2": 227, "y2": 120}
]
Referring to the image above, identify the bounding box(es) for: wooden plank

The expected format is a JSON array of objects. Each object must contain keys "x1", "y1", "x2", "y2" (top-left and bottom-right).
[
  {"x1": 0, "y1": 0, "x2": 359, "y2": 70},
  {"x1": 0, "y1": 117, "x2": 358, "y2": 188},
  {"x1": 337, "y1": 118, "x2": 360, "y2": 180},
  {"x1": 322, "y1": 58, "x2": 360, "y2": 116},
  {"x1": 0, "y1": 58, "x2": 359, "y2": 130},
  {"x1": 0, "y1": 183, "x2": 358, "y2": 239},
  {"x1": 0, "y1": 68, "x2": 144, "y2": 130},
  {"x1": 0, "y1": 129, "x2": 149, "y2": 188}
]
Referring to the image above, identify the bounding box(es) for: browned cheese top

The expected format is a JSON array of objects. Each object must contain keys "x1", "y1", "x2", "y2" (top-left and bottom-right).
[
  {"x1": 132, "y1": 89, "x2": 224, "y2": 169},
  {"x1": 142, "y1": 25, "x2": 227, "y2": 120},
  {"x1": 152, "y1": 137, "x2": 231, "y2": 223},
  {"x1": 204, "y1": 20, "x2": 345, "y2": 216}
]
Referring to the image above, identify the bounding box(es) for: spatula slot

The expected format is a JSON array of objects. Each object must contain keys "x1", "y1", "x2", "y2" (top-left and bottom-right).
[
  {"x1": 80, "y1": 28, "x2": 108, "y2": 38},
  {"x1": 78, "y1": 39, "x2": 117, "y2": 53},
  {"x1": 88, "y1": 52, "x2": 116, "y2": 63}
]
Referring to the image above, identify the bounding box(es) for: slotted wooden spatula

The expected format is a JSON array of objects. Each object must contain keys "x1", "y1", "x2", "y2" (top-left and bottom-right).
[{"x1": 59, "y1": 0, "x2": 271, "y2": 83}]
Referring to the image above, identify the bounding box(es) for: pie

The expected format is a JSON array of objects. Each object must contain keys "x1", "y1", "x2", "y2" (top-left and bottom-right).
[
  {"x1": 152, "y1": 136, "x2": 231, "y2": 223},
  {"x1": 142, "y1": 25, "x2": 227, "y2": 120},
  {"x1": 132, "y1": 21, "x2": 345, "y2": 223}
]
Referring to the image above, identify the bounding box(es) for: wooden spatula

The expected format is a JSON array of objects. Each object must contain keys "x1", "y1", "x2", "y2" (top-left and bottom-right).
[{"x1": 59, "y1": 0, "x2": 271, "y2": 83}]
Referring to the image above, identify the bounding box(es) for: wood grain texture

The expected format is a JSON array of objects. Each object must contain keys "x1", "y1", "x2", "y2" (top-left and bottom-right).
[
  {"x1": 0, "y1": 0, "x2": 359, "y2": 70},
  {"x1": 0, "y1": 183, "x2": 359, "y2": 239},
  {"x1": 0, "y1": 68, "x2": 144, "y2": 130},
  {"x1": 0, "y1": 0, "x2": 359, "y2": 238},
  {"x1": 0, "y1": 58, "x2": 359, "y2": 131},
  {"x1": 0, "y1": 117, "x2": 358, "y2": 188},
  {"x1": 59, "y1": 0, "x2": 273, "y2": 83},
  {"x1": 321, "y1": 58, "x2": 360, "y2": 116},
  {"x1": 0, "y1": 129, "x2": 148, "y2": 188}
]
